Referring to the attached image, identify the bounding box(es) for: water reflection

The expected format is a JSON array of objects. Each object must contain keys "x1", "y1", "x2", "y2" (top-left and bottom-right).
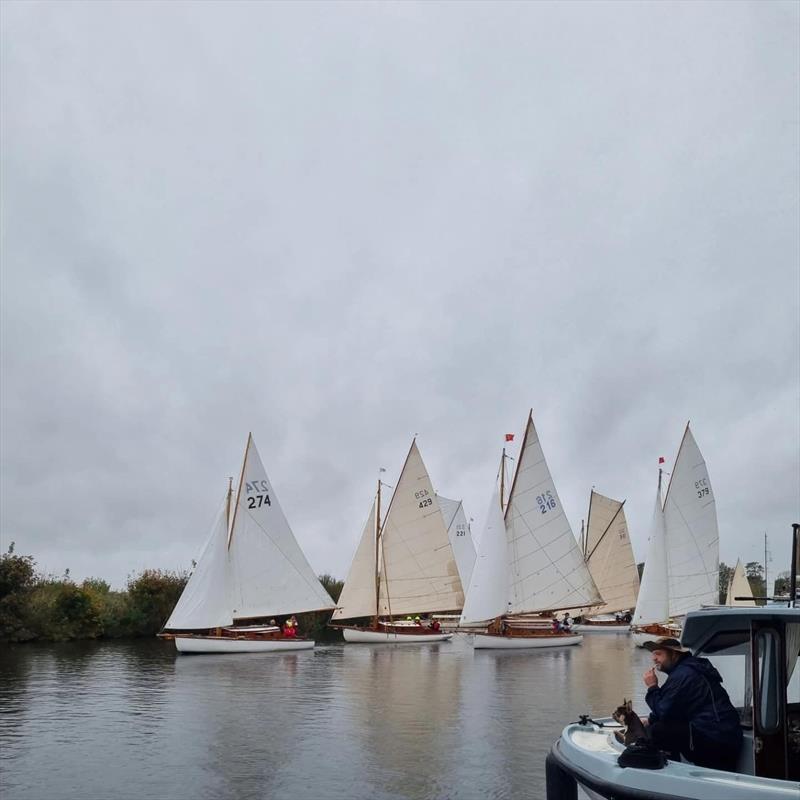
[{"x1": 0, "y1": 634, "x2": 655, "y2": 799}]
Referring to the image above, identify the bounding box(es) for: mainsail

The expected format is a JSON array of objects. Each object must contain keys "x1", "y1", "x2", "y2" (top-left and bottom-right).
[
  {"x1": 377, "y1": 441, "x2": 464, "y2": 616},
  {"x1": 228, "y1": 434, "x2": 336, "y2": 619},
  {"x1": 632, "y1": 479, "x2": 669, "y2": 627},
  {"x1": 583, "y1": 491, "x2": 640, "y2": 616},
  {"x1": 726, "y1": 559, "x2": 756, "y2": 606},
  {"x1": 460, "y1": 489, "x2": 509, "y2": 624},
  {"x1": 438, "y1": 495, "x2": 477, "y2": 589},
  {"x1": 166, "y1": 434, "x2": 335, "y2": 630},
  {"x1": 663, "y1": 425, "x2": 719, "y2": 618},
  {"x1": 504, "y1": 413, "x2": 603, "y2": 614}
]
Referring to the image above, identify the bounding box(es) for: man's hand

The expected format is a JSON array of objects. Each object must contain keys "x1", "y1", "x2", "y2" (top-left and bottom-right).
[{"x1": 643, "y1": 667, "x2": 658, "y2": 689}]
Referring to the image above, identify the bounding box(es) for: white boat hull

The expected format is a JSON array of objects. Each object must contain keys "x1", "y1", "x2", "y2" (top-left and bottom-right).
[
  {"x1": 572, "y1": 624, "x2": 630, "y2": 634},
  {"x1": 174, "y1": 635, "x2": 314, "y2": 653},
  {"x1": 473, "y1": 633, "x2": 583, "y2": 649},
  {"x1": 342, "y1": 628, "x2": 453, "y2": 644},
  {"x1": 549, "y1": 720, "x2": 798, "y2": 799}
]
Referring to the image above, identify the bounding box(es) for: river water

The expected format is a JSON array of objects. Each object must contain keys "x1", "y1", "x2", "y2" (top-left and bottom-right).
[{"x1": 0, "y1": 633, "x2": 655, "y2": 799}]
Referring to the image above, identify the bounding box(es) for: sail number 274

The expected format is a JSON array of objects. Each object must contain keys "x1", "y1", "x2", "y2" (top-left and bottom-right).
[{"x1": 245, "y1": 480, "x2": 272, "y2": 509}]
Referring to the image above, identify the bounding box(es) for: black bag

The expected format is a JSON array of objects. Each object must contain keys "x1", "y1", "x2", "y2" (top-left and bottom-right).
[{"x1": 617, "y1": 740, "x2": 668, "y2": 770}]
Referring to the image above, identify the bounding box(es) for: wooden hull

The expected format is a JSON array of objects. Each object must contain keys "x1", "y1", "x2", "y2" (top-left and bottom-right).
[
  {"x1": 342, "y1": 627, "x2": 453, "y2": 644},
  {"x1": 174, "y1": 635, "x2": 314, "y2": 653},
  {"x1": 631, "y1": 623, "x2": 681, "y2": 648},
  {"x1": 472, "y1": 632, "x2": 583, "y2": 649},
  {"x1": 572, "y1": 622, "x2": 630, "y2": 634}
]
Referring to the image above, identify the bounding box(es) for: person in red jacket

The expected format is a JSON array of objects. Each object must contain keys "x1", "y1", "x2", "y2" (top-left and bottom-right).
[{"x1": 282, "y1": 619, "x2": 296, "y2": 638}]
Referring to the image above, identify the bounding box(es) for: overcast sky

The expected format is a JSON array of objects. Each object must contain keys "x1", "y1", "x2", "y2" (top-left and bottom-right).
[{"x1": 2, "y1": 1, "x2": 798, "y2": 592}]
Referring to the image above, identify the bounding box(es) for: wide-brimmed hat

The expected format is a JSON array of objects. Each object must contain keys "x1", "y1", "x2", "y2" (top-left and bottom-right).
[{"x1": 642, "y1": 637, "x2": 690, "y2": 654}]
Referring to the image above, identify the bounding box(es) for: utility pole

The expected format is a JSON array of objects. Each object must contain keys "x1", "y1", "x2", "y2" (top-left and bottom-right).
[{"x1": 764, "y1": 532, "x2": 769, "y2": 600}]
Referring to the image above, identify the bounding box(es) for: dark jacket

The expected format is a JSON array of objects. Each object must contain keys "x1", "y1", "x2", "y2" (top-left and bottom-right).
[{"x1": 646, "y1": 655, "x2": 742, "y2": 747}]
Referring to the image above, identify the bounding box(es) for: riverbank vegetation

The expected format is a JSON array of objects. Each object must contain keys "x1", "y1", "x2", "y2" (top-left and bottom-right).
[{"x1": 0, "y1": 544, "x2": 343, "y2": 643}]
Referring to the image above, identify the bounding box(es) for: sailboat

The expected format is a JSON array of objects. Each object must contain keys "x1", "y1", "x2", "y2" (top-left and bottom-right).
[
  {"x1": 726, "y1": 558, "x2": 756, "y2": 606},
  {"x1": 162, "y1": 434, "x2": 336, "y2": 653},
  {"x1": 462, "y1": 411, "x2": 603, "y2": 649},
  {"x1": 330, "y1": 440, "x2": 462, "y2": 643},
  {"x1": 438, "y1": 494, "x2": 476, "y2": 587},
  {"x1": 572, "y1": 491, "x2": 640, "y2": 632},
  {"x1": 631, "y1": 423, "x2": 719, "y2": 646}
]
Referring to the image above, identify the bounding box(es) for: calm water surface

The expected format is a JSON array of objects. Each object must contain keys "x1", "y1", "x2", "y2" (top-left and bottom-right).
[{"x1": 1, "y1": 634, "x2": 654, "y2": 799}]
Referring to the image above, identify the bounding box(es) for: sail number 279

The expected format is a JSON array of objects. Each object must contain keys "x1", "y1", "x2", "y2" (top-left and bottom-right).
[{"x1": 415, "y1": 488, "x2": 432, "y2": 509}]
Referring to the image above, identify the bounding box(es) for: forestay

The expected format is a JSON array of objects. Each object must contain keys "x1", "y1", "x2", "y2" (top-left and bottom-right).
[
  {"x1": 331, "y1": 501, "x2": 378, "y2": 621},
  {"x1": 438, "y1": 495, "x2": 477, "y2": 589},
  {"x1": 583, "y1": 492, "x2": 640, "y2": 616},
  {"x1": 632, "y1": 483, "x2": 670, "y2": 626},
  {"x1": 505, "y1": 413, "x2": 602, "y2": 614},
  {"x1": 663, "y1": 425, "x2": 719, "y2": 618},
  {"x1": 460, "y1": 489, "x2": 509, "y2": 624},
  {"x1": 227, "y1": 435, "x2": 336, "y2": 619},
  {"x1": 165, "y1": 501, "x2": 233, "y2": 630},
  {"x1": 377, "y1": 441, "x2": 464, "y2": 617}
]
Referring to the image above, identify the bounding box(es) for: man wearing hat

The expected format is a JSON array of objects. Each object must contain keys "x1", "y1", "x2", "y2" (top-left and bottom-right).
[{"x1": 641, "y1": 637, "x2": 742, "y2": 771}]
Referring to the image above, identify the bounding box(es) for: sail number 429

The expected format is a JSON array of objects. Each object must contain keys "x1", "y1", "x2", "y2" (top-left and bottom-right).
[
  {"x1": 415, "y1": 489, "x2": 432, "y2": 509},
  {"x1": 537, "y1": 490, "x2": 557, "y2": 514}
]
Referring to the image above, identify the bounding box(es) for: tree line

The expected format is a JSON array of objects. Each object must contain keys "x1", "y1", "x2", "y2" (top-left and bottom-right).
[{"x1": 0, "y1": 544, "x2": 343, "y2": 644}]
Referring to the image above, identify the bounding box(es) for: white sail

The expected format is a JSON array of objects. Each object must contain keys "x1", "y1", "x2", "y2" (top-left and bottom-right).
[
  {"x1": 726, "y1": 559, "x2": 756, "y2": 606},
  {"x1": 331, "y1": 501, "x2": 378, "y2": 621},
  {"x1": 633, "y1": 481, "x2": 670, "y2": 626},
  {"x1": 583, "y1": 492, "x2": 640, "y2": 616},
  {"x1": 438, "y1": 495, "x2": 477, "y2": 589},
  {"x1": 165, "y1": 501, "x2": 233, "y2": 630},
  {"x1": 505, "y1": 413, "x2": 602, "y2": 614},
  {"x1": 228, "y1": 435, "x2": 335, "y2": 619},
  {"x1": 377, "y1": 441, "x2": 464, "y2": 617},
  {"x1": 663, "y1": 425, "x2": 719, "y2": 618},
  {"x1": 460, "y1": 489, "x2": 509, "y2": 624}
]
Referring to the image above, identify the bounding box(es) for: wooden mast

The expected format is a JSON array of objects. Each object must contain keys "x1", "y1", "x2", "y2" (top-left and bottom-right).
[
  {"x1": 225, "y1": 476, "x2": 233, "y2": 530},
  {"x1": 499, "y1": 447, "x2": 506, "y2": 512},
  {"x1": 227, "y1": 433, "x2": 251, "y2": 548},
  {"x1": 372, "y1": 478, "x2": 381, "y2": 628}
]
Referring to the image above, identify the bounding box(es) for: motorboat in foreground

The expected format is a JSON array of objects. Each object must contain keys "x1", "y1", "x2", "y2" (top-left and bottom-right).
[{"x1": 547, "y1": 558, "x2": 800, "y2": 800}]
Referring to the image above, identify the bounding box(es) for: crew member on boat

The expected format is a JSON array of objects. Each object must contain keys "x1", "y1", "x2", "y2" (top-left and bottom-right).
[{"x1": 641, "y1": 637, "x2": 742, "y2": 771}]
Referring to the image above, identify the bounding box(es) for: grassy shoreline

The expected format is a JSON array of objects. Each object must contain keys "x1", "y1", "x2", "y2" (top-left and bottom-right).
[{"x1": 0, "y1": 544, "x2": 343, "y2": 644}]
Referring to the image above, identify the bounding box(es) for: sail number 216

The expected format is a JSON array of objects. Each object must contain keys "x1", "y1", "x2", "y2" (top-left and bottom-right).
[{"x1": 537, "y1": 491, "x2": 557, "y2": 514}]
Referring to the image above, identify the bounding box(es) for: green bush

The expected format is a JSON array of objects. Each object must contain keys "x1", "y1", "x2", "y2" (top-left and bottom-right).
[
  {"x1": 125, "y1": 569, "x2": 188, "y2": 636},
  {"x1": 26, "y1": 578, "x2": 102, "y2": 641},
  {"x1": 0, "y1": 544, "x2": 37, "y2": 641}
]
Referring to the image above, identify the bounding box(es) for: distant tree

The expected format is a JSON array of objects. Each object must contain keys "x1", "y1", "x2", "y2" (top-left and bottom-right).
[
  {"x1": 319, "y1": 573, "x2": 344, "y2": 603},
  {"x1": 773, "y1": 570, "x2": 791, "y2": 597},
  {"x1": 126, "y1": 569, "x2": 188, "y2": 636},
  {"x1": 0, "y1": 543, "x2": 37, "y2": 641},
  {"x1": 718, "y1": 563, "x2": 734, "y2": 604},
  {"x1": 745, "y1": 562, "x2": 766, "y2": 605}
]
